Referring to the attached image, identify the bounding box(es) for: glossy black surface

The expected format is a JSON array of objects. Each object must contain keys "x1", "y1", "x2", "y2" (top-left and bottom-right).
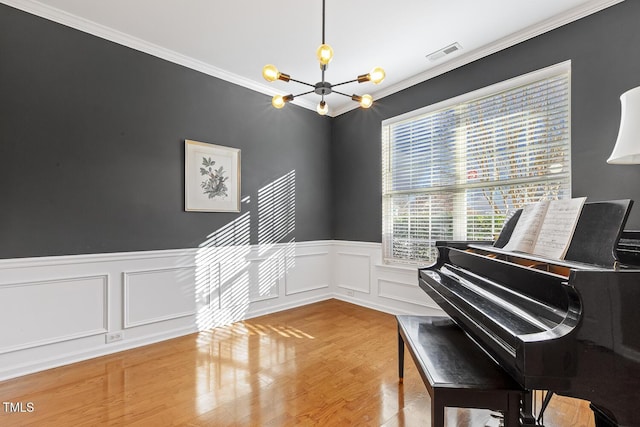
[
  {"x1": 418, "y1": 201, "x2": 640, "y2": 426},
  {"x1": 398, "y1": 316, "x2": 523, "y2": 389},
  {"x1": 397, "y1": 315, "x2": 523, "y2": 427}
]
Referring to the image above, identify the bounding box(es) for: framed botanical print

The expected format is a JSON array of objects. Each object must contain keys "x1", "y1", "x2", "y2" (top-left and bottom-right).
[{"x1": 185, "y1": 139, "x2": 241, "y2": 212}]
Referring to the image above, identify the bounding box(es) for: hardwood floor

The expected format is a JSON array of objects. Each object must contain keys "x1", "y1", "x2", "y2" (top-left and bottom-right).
[{"x1": 0, "y1": 299, "x2": 594, "y2": 426}]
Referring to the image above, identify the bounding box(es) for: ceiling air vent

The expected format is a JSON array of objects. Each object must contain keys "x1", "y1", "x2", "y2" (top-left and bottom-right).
[{"x1": 426, "y1": 42, "x2": 462, "y2": 62}]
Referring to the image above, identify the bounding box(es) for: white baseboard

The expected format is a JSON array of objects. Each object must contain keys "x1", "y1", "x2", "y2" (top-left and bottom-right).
[{"x1": 0, "y1": 240, "x2": 440, "y2": 381}]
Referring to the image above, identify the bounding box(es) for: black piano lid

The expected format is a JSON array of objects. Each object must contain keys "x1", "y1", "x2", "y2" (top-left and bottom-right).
[{"x1": 564, "y1": 199, "x2": 633, "y2": 267}]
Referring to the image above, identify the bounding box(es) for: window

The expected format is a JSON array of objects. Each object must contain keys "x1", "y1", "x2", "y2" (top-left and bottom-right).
[{"x1": 382, "y1": 62, "x2": 571, "y2": 264}]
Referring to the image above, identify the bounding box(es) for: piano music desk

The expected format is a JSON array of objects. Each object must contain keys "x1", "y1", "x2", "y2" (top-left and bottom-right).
[{"x1": 397, "y1": 315, "x2": 524, "y2": 427}]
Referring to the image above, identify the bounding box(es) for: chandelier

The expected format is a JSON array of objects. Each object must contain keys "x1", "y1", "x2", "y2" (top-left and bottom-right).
[{"x1": 262, "y1": 0, "x2": 385, "y2": 116}]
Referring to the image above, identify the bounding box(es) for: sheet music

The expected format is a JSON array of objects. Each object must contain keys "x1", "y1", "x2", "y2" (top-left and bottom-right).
[
  {"x1": 501, "y1": 197, "x2": 587, "y2": 259},
  {"x1": 502, "y1": 201, "x2": 549, "y2": 253},
  {"x1": 532, "y1": 197, "x2": 587, "y2": 259}
]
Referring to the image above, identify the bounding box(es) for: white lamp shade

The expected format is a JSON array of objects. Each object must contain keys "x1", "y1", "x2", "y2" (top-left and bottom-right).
[{"x1": 607, "y1": 86, "x2": 640, "y2": 164}]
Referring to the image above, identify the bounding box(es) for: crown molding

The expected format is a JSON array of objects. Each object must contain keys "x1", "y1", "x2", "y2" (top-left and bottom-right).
[
  {"x1": 0, "y1": 0, "x2": 279, "y2": 95},
  {"x1": 1, "y1": 0, "x2": 625, "y2": 118}
]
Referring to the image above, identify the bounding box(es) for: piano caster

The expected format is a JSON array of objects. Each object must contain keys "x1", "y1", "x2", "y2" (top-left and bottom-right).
[{"x1": 519, "y1": 412, "x2": 538, "y2": 426}]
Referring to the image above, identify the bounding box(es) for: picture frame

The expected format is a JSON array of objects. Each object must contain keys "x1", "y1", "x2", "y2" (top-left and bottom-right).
[{"x1": 185, "y1": 139, "x2": 241, "y2": 212}]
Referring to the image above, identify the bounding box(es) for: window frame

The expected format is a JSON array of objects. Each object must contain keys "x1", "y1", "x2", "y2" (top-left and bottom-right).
[{"x1": 381, "y1": 61, "x2": 572, "y2": 265}]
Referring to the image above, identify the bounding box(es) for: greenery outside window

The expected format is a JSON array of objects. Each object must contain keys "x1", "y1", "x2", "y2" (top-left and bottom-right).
[{"x1": 382, "y1": 62, "x2": 571, "y2": 264}]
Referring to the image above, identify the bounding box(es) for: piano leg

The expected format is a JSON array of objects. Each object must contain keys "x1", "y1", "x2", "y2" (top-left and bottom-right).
[
  {"x1": 506, "y1": 391, "x2": 521, "y2": 427},
  {"x1": 520, "y1": 390, "x2": 537, "y2": 426},
  {"x1": 398, "y1": 324, "x2": 404, "y2": 383},
  {"x1": 590, "y1": 404, "x2": 618, "y2": 427}
]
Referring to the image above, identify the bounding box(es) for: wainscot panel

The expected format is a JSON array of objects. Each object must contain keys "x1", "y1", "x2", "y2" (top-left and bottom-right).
[
  {"x1": 123, "y1": 266, "x2": 197, "y2": 328},
  {"x1": 335, "y1": 251, "x2": 371, "y2": 294},
  {"x1": 0, "y1": 275, "x2": 108, "y2": 354},
  {"x1": 330, "y1": 241, "x2": 444, "y2": 316},
  {"x1": 284, "y1": 247, "x2": 331, "y2": 296}
]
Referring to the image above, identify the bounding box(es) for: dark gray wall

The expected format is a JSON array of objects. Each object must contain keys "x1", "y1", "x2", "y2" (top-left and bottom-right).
[
  {"x1": 3, "y1": 2, "x2": 639, "y2": 258},
  {"x1": 0, "y1": 4, "x2": 331, "y2": 258},
  {"x1": 332, "y1": 0, "x2": 640, "y2": 242}
]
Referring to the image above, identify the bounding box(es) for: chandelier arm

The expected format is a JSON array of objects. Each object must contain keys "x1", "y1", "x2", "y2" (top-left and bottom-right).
[
  {"x1": 288, "y1": 78, "x2": 316, "y2": 88},
  {"x1": 331, "y1": 89, "x2": 355, "y2": 98},
  {"x1": 292, "y1": 89, "x2": 316, "y2": 97},
  {"x1": 331, "y1": 79, "x2": 359, "y2": 88}
]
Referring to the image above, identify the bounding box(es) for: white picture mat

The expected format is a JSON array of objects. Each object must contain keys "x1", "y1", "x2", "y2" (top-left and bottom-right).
[{"x1": 185, "y1": 139, "x2": 240, "y2": 212}]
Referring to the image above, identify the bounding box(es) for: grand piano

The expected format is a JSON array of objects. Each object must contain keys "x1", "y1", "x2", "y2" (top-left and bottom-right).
[{"x1": 418, "y1": 200, "x2": 640, "y2": 426}]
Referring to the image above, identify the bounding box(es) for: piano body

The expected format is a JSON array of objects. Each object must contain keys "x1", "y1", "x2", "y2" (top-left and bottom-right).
[{"x1": 418, "y1": 200, "x2": 640, "y2": 426}]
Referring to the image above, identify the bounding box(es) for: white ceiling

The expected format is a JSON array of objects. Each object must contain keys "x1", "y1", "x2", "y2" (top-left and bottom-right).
[{"x1": 3, "y1": 0, "x2": 624, "y2": 116}]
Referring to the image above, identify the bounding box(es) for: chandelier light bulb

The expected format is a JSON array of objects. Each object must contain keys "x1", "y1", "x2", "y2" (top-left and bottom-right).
[
  {"x1": 317, "y1": 100, "x2": 329, "y2": 115},
  {"x1": 369, "y1": 67, "x2": 386, "y2": 84},
  {"x1": 359, "y1": 94, "x2": 373, "y2": 109},
  {"x1": 262, "y1": 64, "x2": 280, "y2": 82},
  {"x1": 351, "y1": 94, "x2": 374, "y2": 109},
  {"x1": 316, "y1": 44, "x2": 334, "y2": 65},
  {"x1": 272, "y1": 94, "x2": 286, "y2": 109},
  {"x1": 271, "y1": 94, "x2": 294, "y2": 109}
]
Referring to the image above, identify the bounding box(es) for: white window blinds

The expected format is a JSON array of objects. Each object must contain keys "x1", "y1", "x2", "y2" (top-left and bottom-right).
[{"x1": 382, "y1": 62, "x2": 571, "y2": 264}]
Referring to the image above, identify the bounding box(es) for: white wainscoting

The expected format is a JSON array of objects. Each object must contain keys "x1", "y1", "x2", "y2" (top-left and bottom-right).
[
  {"x1": 331, "y1": 241, "x2": 445, "y2": 316},
  {"x1": 123, "y1": 266, "x2": 197, "y2": 328},
  {"x1": 335, "y1": 251, "x2": 371, "y2": 294},
  {"x1": 0, "y1": 240, "x2": 442, "y2": 381},
  {"x1": 285, "y1": 250, "x2": 331, "y2": 295},
  {"x1": 0, "y1": 275, "x2": 108, "y2": 354}
]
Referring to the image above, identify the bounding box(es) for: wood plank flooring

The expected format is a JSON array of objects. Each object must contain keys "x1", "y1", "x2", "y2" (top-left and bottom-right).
[{"x1": 0, "y1": 299, "x2": 594, "y2": 426}]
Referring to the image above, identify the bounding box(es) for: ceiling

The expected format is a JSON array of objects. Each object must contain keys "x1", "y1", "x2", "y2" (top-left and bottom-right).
[{"x1": 3, "y1": 0, "x2": 624, "y2": 116}]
